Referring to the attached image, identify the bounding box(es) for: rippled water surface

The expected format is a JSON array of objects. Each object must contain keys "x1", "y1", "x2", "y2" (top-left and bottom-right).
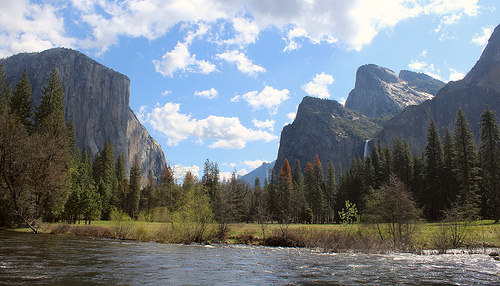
[{"x1": 0, "y1": 231, "x2": 498, "y2": 285}]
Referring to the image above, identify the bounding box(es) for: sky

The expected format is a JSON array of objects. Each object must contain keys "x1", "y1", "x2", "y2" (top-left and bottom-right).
[{"x1": 0, "y1": 0, "x2": 498, "y2": 181}]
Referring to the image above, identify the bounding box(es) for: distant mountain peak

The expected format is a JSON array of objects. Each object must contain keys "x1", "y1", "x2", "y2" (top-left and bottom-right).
[{"x1": 345, "y1": 64, "x2": 437, "y2": 118}]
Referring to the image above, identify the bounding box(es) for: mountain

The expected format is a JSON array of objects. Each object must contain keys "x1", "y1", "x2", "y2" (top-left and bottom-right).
[
  {"x1": 345, "y1": 64, "x2": 436, "y2": 118},
  {"x1": 240, "y1": 161, "x2": 275, "y2": 186},
  {"x1": 399, "y1": 70, "x2": 446, "y2": 95},
  {"x1": 274, "y1": 96, "x2": 382, "y2": 174},
  {"x1": 377, "y1": 23, "x2": 500, "y2": 153},
  {"x1": 0, "y1": 48, "x2": 166, "y2": 181}
]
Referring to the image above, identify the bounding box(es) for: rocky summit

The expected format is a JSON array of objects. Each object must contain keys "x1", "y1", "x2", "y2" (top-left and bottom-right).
[
  {"x1": 377, "y1": 23, "x2": 500, "y2": 153},
  {"x1": 274, "y1": 96, "x2": 382, "y2": 174},
  {"x1": 345, "y1": 64, "x2": 437, "y2": 118},
  {"x1": 0, "y1": 48, "x2": 166, "y2": 181}
]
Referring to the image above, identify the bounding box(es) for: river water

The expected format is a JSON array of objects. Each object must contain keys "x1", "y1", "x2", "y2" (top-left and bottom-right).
[{"x1": 0, "y1": 231, "x2": 498, "y2": 285}]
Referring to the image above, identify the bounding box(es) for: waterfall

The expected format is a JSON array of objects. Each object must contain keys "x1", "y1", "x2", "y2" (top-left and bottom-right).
[{"x1": 363, "y1": 140, "x2": 370, "y2": 159}]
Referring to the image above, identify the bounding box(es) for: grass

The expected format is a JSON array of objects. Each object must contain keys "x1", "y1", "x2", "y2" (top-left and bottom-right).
[{"x1": 14, "y1": 220, "x2": 500, "y2": 253}]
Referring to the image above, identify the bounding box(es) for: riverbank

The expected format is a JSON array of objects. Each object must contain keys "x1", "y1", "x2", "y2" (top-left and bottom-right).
[{"x1": 13, "y1": 220, "x2": 500, "y2": 254}]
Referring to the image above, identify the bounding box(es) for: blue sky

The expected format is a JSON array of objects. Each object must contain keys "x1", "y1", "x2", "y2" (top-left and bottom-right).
[{"x1": 0, "y1": 0, "x2": 498, "y2": 180}]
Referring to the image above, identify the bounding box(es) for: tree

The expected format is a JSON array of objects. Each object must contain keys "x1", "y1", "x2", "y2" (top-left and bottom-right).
[
  {"x1": 0, "y1": 64, "x2": 10, "y2": 113},
  {"x1": 364, "y1": 175, "x2": 420, "y2": 243},
  {"x1": 80, "y1": 184, "x2": 101, "y2": 225},
  {"x1": 10, "y1": 69, "x2": 33, "y2": 129},
  {"x1": 266, "y1": 169, "x2": 279, "y2": 221},
  {"x1": 291, "y1": 159, "x2": 307, "y2": 223},
  {"x1": 277, "y1": 159, "x2": 292, "y2": 223},
  {"x1": 479, "y1": 106, "x2": 500, "y2": 221},
  {"x1": 442, "y1": 127, "x2": 458, "y2": 205},
  {"x1": 392, "y1": 137, "x2": 413, "y2": 186},
  {"x1": 452, "y1": 108, "x2": 480, "y2": 219},
  {"x1": 253, "y1": 177, "x2": 270, "y2": 239},
  {"x1": 127, "y1": 155, "x2": 142, "y2": 219},
  {"x1": 423, "y1": 120, "x2": 445, "y2": 220},
  {"x1": 34, "y1": 68, "x2": 65, "y2": 136},
  {"x1": 325, "y1": 162, "x2": 337, "y2": 223}
]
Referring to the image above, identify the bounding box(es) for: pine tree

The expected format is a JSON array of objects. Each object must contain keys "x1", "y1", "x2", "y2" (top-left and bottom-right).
[
  {"x1": 423, "y1": 120, "x2": 445, "y2": 220},
  {"x1": 479, "y1": 106, "x2": 500, "y2": 221},
  {"x1": 34, "y1": 68, "x2": 65, "y2": 136},
  {"x1": 291, "y1": 159, "x2": 306, "y2": 223},
  {"x1": 278, "y1": 159, "x2": 292, "y2": 223},
  {"x1": 452, "y1": 108, "x2": 480, "y2": 219},
  {"x1": 392, "y1": 137, "x2": 413, "y2": 186},
  {"x1": 442, "y1": 127, "x2": 458, "y2": 205},
  {"x1": 10, "y1": 69, "x2": 33, "y2": 128},
  {"x1": 0, "y1": 64, "x2": 9, "y2": 113},
  {"x1": 310, "y1": 155, "x2": 326, "y2": 223},
  {"x1": 266, "y1": 168, "x2": 279, "y2": 222},
  {"x1": 325, "y1": 161, "x2": 336, "y2": 223},
  {"x1": 127, "y1": 155, "x2": 142, "y2": 219}
]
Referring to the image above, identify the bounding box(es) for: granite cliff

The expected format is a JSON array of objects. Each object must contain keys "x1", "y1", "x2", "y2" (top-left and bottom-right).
[
  {"x1": 377, "y1": 24, "x2": 500, "y2": 153},
  {"x1": 0, "y1": 48, "x2": 166, "y2": 181},
  {"x1": 345, "y1": 64, "x2": 437, "y2": 118},
  {"x1": 274, "y1": 97, "x2": 382, "y2": 174}
]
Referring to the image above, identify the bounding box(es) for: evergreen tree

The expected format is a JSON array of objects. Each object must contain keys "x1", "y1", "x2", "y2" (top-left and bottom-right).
[
  {"x1": 291, "y1": 159, "x2": 307, "y2": 223},
  {"x1": 0, "y1": 64, "x2": 10, "y2": 113},
  {"x1": 34, "y1": 68, "x2": 65, "y2": 137},
  {"x1": 423, "y1": 120, "x2": 445, "y2": 220},
  {"x1": 157, "y1": 165, "x2": 179, "y2": 212},
  {"x1": 278, "y1": 159, "x2": 292, "y2": 223},
  {"x1": 140, "y1": 174, "x2": 156, "y2": 215},
  {"x1": 10, "y1": 69, "x2": 33, "y2": 128},
  {"x1": 93, "y1": 141, "x2": 117, "y2": 218},
  {"x1": 127, "y1": 155, "x2": 142, "y2": 219},
  {"x1": 392, "y1": 137, "x2": 412, "y2": 186},
  {"x1": 479, "y1": 106, "x2": 500, "y2": 221},
  {"x1": 442, "y1": 127, "x2": 458, "y2": 205},
  {"x1": 266, "y1": 168, "x2": 279, "y2": 221},
  {"x1": 452, "y1": 108, "x2": 480, "y2": 219},
  {"x1": 325, "y1": 161, "x2": 337, "y2": 223},
  {"x1": 311, "y1": 155, "x2": 326, "y2": 223}
]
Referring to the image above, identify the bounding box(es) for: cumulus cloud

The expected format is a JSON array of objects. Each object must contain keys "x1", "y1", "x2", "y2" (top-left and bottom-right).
[
  {"x1": 471, "y1": 25, "x2": 494, "y2": 46},
  {"x1": 408, "y1": 60, "x2": 442, "y2": 81},
  {"x1": 0, "y1": 0, "x2": 483, "y2": 57},
  {"x1": 153, "y1": 41, "x2": 216, "y2": 77},
  {"x1": 219, "y1": 169, "x2": 247, "y2": 181},
  {"x1": 231, "y1": 86, "x2": 290, "y2": 113},
  {"x1": 144, "y1": 102, "x2": 277, "y2": 148},
  {"x1": 0, "y1": 0, "x2": 76, "y2": 57},
  {"x1": 252, "y1": 119, "x2": 275, "y2": 131},
  {"x1": 173, "y1": 164, "x2": 200, "y2": 180},
  {"x1": 302, "y1": 72, "x2": 335, "y2": 99},
  {"x1": 243, "y1": 159, "x2": 268, "y2": 169},
  {"x1": 194, "y1": 88, "x2": 218, "y2": 99},
  {"x1": 216, "y1": 50, "x2": 265, "y2": 76},
  {"x1": 287, "y1": 112, "x2": 296, "y2": 122},
  {"x1": 448, "y1": 68, "x2": 465, "y2": 81}
]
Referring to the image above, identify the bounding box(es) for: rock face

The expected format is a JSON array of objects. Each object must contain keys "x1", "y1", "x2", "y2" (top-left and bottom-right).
[
  {"x1": 345, "y1": 64, "x2": 435, "y2": 118},
  {"x1": 377, "y1": 24, "x2": 500, "y2": 153},
  {"x1": 0, "y1": 48, "x2": 166, "y2": 181},
  {"x1": 240, "y1": 161, "x2": 275, "y2": 186},
  {"x1": 399, "y1": 70, "x2": 445, "y2": 95},
  {"x1": 274, "y1": 97, "x2": 382, "y2": 175}
]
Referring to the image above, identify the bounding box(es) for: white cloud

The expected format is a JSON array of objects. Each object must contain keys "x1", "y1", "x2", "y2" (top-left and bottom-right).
[
  {"x1": 222, "y1": 17, "x2": 260, "y2": 47},
  {"x1": 252, "y1": 119, "x2": 275, "y2": 131},
  {"x1": 420, "y1": 49, "x2": 428, "y2": 57},
  {"x1": 194, "y1": 88, "x2": 218, "y2": 99},
  {"x1": 287, "y1": 112, "x2": 296, "y2": 122},
  {"x1": 173, "y1": 164, "x2": 200, "y2": 180},
  {"x1": 243, "y1": 159, "x2": 268, "y2": 169},
  {"x1": 408, "y1": 60, "x2": 442, "y2": 81},
  {"x1": 302, "y1": 72, "x2": 335, "y2": 99},
  {"x1": 161, "y1": 90, "x2": 171, "y2": 96},
  {"x1": 448, "y1": 68, "x2": 465, "y2": 81},
  {"x1": 0, "y1": 0, "x2": 76, "y2": 57},
  {"x1": 145, "y1": 102, "x2": 277, "y2": 148},
  {"x1": 220, "y1": 169, "x2": 248, "y2": 181},
  {"x1": 216, "y1": 50, "x2": 265, "y2": 76},
  {"x1": 471, "y1": 25, "x2": 494, "y2": 46},
  {"x1": 232, "y1": 86, "x2": 290, "y2": 113},
  {"x1": 337, "y1": 97, "x2": 347, "y2": 106},
  {"x1": 153, "y1": 41, "x2": 216, "y2": 77},
  {"x1": 137, "y1": 105, "x2": 149, "y2": 123}
]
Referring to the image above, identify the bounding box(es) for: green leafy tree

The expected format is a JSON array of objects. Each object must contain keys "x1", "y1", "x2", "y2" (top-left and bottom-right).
[
  {"x1": 364, "y1": 175, "x2": 420, "y2": 243},
  {"x1": 479, "y1": 106, "x2": 500, "y2": 221}
]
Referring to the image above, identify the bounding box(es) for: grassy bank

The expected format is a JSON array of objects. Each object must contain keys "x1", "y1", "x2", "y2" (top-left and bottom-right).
[{"x1": 19, "y1": 220, "x2": 500, "y2": 253}]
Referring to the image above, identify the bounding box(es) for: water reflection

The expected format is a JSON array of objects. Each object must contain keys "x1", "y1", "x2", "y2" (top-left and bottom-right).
[{"x1": 0, "y1": 231, "x2": 498, "y2": 285}]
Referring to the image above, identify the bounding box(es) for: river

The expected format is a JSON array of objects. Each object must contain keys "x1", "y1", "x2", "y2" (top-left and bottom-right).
[{"x1": 0, "y1": 231, "x2": 498, "y2": 285}]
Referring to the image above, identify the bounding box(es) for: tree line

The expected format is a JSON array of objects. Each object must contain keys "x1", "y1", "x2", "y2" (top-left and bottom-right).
[{"x1": 0, "y1": 64, "x2": 498, "y2": 235}]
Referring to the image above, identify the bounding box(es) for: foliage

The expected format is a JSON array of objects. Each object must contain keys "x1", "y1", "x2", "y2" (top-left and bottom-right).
[{"x1": 338, "y1": 200, "x2": 358, "y2": 225}]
